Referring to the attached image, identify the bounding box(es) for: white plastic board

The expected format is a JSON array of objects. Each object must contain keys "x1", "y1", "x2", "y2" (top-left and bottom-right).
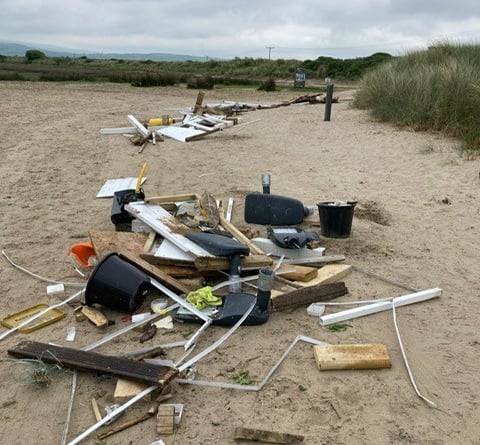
[{"x1": 96, "y1": 177, "x2": 147, "y2": 198}]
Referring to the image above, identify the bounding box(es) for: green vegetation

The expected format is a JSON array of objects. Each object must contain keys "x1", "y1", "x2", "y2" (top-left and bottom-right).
[
  {"x1": 353, "y1": 42, "x2": 480, "y2": 155},
  {"x1": 25, "y1": 49, "x2": 46, "y2": 62},
  {"x1": 0, "y1": 50, "x2": 391, "y2": 89}
]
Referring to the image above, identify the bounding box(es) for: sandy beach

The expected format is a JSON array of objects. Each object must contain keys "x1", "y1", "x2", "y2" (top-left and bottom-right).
[{"x1": 0, "y1": 81, "x2": 479, "y2": 445}]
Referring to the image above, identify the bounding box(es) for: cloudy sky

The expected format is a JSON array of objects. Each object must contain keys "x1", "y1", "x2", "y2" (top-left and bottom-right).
[{"x1": 1, "y1": 0, "x2": 479, "y2": 59}]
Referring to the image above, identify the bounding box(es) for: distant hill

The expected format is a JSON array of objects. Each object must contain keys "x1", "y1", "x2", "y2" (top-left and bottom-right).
[{"x1": 0, "y1": 41, "x2": 207, "y2": 62}]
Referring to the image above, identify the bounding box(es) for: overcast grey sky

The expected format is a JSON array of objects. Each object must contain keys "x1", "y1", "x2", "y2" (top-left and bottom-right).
[{"x1": 1, "y1": 0, "x2": 479, "y2": 59}]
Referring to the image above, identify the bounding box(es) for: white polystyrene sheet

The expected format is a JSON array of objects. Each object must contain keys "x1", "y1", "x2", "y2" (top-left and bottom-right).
[
  {"x1": 96, "y1": 177, "x2": 147, "y2": 198},
  {"x1": 156, "y1": 126, "x2": 206, "y2": 142}
]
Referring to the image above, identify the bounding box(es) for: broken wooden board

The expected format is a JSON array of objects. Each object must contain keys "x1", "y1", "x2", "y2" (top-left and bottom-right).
[
  {"x1": 193, "y1": 254, "x2": 273, "y2": 272},
  {"x1": 114, "y1": 378, "x2": 154, "y2": 404},
  {"x1": 313, "y1": 344, "x2": 392, "y2": 370},
  {"x1": 89, "y1": 231, "x2": 189, "y2": 294},
  {"x1": 156, "y1": 404, "x2": 175, "y2": 435},
  {"x1": 276, "y1": 264, "x2": 318, "y2": 282},
  {"x1": 89, "y1": 230, "x2": 147, "y2": 258},
  {"x1": 81, "y1": 305, "x2": 109, "y2": 328},
  {"x1": 270, "y1": 282, "x2": 348, "y2": 311},
  {"x1": 234, "y1": 427, "x2": 304, "y2": 444},
  {"x1": 119, "y1": 251, "x2": 190, "y2": 295},
  {"x1": 251, "y1": 237, "x2": 325, "y2": 259},
  {"x1": 125, "y1": 202, "x2": 214, "y2": 258},
  {"x1": 294, "y1": 264, "x2": 352, "y2": 287},
  {"x1": 8, "y1": 341, "x2": 178, "y2": 386}
]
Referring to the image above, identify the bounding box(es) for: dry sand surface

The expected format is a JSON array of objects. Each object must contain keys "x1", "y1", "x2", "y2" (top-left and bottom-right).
[{"x1": 0, "y1": 81, "x2": 479, "y2": 445}]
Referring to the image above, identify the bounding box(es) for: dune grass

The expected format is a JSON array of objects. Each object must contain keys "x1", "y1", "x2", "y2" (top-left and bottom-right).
[{"x1": 353, "y1": 42, "x2": 480, "y2": 156}]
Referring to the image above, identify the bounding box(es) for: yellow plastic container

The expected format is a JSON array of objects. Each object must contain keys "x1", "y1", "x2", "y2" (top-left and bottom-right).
[{"x1": 148, "y1": 116, "x2": 175, "y2": 126}]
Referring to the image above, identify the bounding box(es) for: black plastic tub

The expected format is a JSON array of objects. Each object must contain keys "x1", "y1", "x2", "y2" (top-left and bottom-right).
[{"x1": 317, "y1": 201, "x2": 357, "y2": 238}]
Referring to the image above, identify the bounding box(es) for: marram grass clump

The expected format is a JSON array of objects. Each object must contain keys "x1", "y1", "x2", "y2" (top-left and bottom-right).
[{"x1": 353, "y1": 42, "x2": 480, "y2": 156}]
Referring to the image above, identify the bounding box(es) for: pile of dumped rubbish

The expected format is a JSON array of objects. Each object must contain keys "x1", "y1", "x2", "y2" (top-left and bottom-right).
[{"x1": 1, "y1": 92, "x2": 441, "y2": 445}]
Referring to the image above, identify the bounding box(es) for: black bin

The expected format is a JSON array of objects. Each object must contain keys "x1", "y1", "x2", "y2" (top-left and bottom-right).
[
  {"x1": 85, "y1": 253, "x2": 151, "y2": 313},
  {"x1": 317, "y1": 201, "x2": 357, "y2": 238}
]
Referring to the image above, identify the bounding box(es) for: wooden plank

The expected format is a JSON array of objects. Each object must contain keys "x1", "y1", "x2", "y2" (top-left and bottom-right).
[
  {"x1": 294, "y1": 263, "x2": 352, "y2": 287},
  {"x1": 89, "y1": 230, "x2": 147, "y2": 258},
  {"x1": 8, "y1": 341, "x2": 178, "y2": 386},
  {"x1": 91, "y1": 399, "x2": 103, "y2": 422},
  {"x1": 270, "y1": 282, "x2": 348, "y2": 311},
  {"x1": 219, "y1": 215, "x2": 264, "y2": 255},
  {"x1": 276, "y1": 264, "x2": 318, "y2": 282},
  {"x1": 251, "y1": 238, "x2": 326, "y2": 259},
  {"x1": 114, "y1": 378, "x2": 153, "y2": 404},
  {"x1": 313, "y1": 344, "x2": 392, "y2": 370},
  {"x1": 81, "y1": 306, "x2": 109, "y2": 328},
  {"x1": 145, "y1": 193, "x2": 199, "y2": 204},
  {"x1": 143, "y1": 231, "x2": 157, "y2": 253},
  {"x1": 89, "y1": 230, "x2": 188, "y2": 294},
  {"x1": 234, "y1": 427, "x2": 304, "y2": 444},
  {"x1": 119, "y1": 251, "x2": 189, "y2": 295},
  {"x1": 98, "y1": 412, "x2": 153, "y2": 441},
  {"x1": 125, "y1": 202, "x2": 214, "y2": 258},
  {"x1": 194, "y1": 254, "x2": 273, "y2": 271},
  {"x1": 156, "y1": 405, "x2": 175, "y2": 435}
]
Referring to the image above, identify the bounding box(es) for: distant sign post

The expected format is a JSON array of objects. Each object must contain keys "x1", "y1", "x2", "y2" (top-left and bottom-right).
[{"x1": 294, "y1": 68, "x2": 306, "y2": 87}]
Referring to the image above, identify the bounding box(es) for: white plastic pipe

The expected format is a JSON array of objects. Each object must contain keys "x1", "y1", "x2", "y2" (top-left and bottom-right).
[{"x1": 319, "y1": 288, "x2": 442, "y2": 326}]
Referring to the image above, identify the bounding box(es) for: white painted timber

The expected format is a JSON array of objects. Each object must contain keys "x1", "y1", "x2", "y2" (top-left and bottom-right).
[
  {"x1": 251, "y1": 237, "x2": 326, "y2": 259},
  {"x1": 156, "y1": 126, "x2": 206, "y2": 142},
  {"x1": 127, "y1": 115, "x2": 150, "y2": 138},
  {"x1": 100, "y1": 127, "x2": 139, "y2": 135},
  {"x1": 319, "y1": 288, "x2": 442, "y2": 326},
  {"x1": 154, "y1": 239, "x2": 195, "y2": 262},
  {"x1": 125, "y1": 202, "x2": 214, "y2": 258}
]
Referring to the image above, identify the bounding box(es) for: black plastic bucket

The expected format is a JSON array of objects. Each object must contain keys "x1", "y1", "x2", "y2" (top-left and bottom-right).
[
  {"x1": 85, "y1": 253, "x2": 151, "y2": 313},
  {"x1": 317, "y1": 201, "x2": 357, "y2": 238}
]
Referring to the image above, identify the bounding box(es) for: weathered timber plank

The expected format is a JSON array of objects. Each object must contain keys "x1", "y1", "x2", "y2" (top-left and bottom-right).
[
  {"x1": 8, "y1": 341, "x2": 178, "y2": 386},
  {"x1": 234, "y1": 427, "x2": 304, "y2": 444},
  {"x1": 270, "y1": 282, "x2": 348, "y2": 310},
  {"x1": 313, "y1": 344, "x2": 392, "y2": 370}
]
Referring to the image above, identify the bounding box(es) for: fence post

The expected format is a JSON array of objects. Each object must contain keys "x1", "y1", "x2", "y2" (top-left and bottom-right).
[{"x1": 324, "y1": 83, "x2": 334, "y2": 121}]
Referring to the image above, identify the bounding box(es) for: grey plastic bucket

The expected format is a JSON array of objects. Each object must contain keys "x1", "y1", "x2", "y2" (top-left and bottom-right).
[
  {"x1": 317, "y1": 201, "x2": 357, "y2": 238},
  {"x1": 85, "y1": 253, "x2": 151, "y2": 313}
]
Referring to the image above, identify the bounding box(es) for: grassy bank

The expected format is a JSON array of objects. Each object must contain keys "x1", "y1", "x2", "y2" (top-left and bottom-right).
[{"x1": 353, "y1": 42, "x2": 480, "y2": 155}]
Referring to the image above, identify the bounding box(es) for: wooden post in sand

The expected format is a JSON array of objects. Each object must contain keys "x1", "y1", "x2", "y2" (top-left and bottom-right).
[{"x1": 324, "y1": 83, "x2": 334, "y2": 121}]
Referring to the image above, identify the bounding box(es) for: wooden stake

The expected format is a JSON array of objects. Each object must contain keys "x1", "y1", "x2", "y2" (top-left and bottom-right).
[
  {"x1": 97, "y1": 412, "x2": 153, "y2": 440},
  {"x1": 91, "y1": 399, "x2": 103, "y2": 422}
]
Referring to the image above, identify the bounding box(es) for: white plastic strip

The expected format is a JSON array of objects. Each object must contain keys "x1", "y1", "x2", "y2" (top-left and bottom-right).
[
  {"x1": 2, "y1": 249, "x2": 86, "y2": 288},
  {"x1": 176, "y1": 335, "x2": 327, "y2": 391},
  {"x1": 66, "y1": 385, "x2": 157, "y2": 445},
  {"x1": 178, "y1": 301, "x2": 256, "y2": 372},
  {"x1": 391, "y1": 299, "x2": 438, "y2": 408},
  {"x1": 319, "y1": 288, "x2": 442, "y2": 326}
]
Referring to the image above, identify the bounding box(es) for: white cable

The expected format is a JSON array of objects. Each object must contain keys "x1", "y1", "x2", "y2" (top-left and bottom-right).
[
  {"x1": 391, "y1": 298, "x2": 438, "y2": 408},
  {"x1": 61, "y1": 370, "x2": 77, "y2": 445},
  {"x1": 2, "y1": 249, "x2": 85, "y2": 288}
]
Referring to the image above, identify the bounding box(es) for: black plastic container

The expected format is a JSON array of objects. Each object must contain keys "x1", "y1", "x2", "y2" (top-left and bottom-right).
[
  {"x1": 85, "y1": 253, "x2": 151, "y2": 313},
  {"x1": 111, "y1": 189, "x2": 145, "y2": 232},
  {"x1": 317, "y1": 201, "x2": 357, "y2": 238}
]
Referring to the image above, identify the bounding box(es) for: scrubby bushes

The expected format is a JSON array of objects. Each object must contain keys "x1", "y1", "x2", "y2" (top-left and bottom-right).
[{"x1": 353, "y1": 43, "x2": 480, "y2": 154}]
